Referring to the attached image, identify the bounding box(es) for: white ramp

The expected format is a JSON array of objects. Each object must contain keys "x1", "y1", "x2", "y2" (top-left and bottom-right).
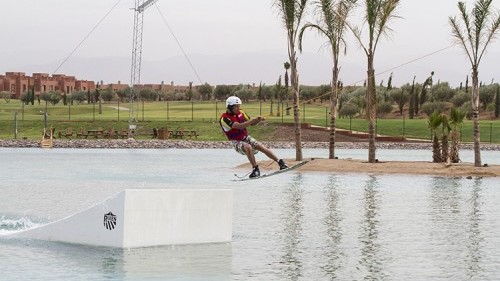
[{"x1": 10, "y1": 189, "x2": 232, "y2": 248}]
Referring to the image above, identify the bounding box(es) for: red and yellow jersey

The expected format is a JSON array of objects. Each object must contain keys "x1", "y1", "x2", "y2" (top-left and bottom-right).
[{"x1": 219, "y1": 110, "x2": 251, "y2": 141}]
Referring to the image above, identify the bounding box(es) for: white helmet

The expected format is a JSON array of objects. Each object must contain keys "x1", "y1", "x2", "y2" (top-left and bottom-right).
[{"x1": 226, "y1": 96, "x2": 242, "y2": 108}]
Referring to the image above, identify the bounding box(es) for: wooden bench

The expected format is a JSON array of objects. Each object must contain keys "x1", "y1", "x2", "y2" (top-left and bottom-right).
[
  {"x1": 185, "y1": 130, "x2": 198, "y2": 139},
  {"x1": 76, "y1": 127, "x2": 89, "y2": 139},
  {"x1": 169, "y1": 129, "x2": 198, "y2": 139}
]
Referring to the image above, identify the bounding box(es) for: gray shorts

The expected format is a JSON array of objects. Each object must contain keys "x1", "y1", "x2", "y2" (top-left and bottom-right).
[{"x1": 231, "y1": 136, "x2": 259, "y2": 155}]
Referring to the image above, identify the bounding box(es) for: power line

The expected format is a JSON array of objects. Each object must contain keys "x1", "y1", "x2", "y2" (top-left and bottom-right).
[
  {"x1": 52, "y1": 0, "x2": 123, "y2": 75},
  {"x1": 154, "y1": 4, "x2": 204, "y2": 85},
  {"x1": 299, "y1": 43, "x2": 459, "y2": 106}
]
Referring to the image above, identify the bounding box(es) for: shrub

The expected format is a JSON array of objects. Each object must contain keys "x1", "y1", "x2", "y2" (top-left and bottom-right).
[
  {"x1": 431, "y1": 82, "x2": 455, "y2": 102},
  {"x1": 70, "y1": 91, "x2": 87, "y2": 104},
  {"x1": 1, "y1": 91, "x2": 12, "y2": 103},
  {"x1": 479, "y1": 84, "x2": 498, "y2": 110},
  {"x1": 420, "y1": 101, "x2": 448, "y2": 116},
  {"x1": 41, "y1": 91, "x2": 62, "y2": 105},
  {"x1": 451, "y1": 90, "x2": 470, "y2": 107},
  {"x1": 377, "y1": 101, "x2": 394, "y2": 118},
  {"x1": 339, "y1": 103, "x2": 360, "y2": 118}
]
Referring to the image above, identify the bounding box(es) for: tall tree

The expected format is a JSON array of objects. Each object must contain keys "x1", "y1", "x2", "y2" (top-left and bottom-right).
[
  {"x1": 274, "y1": 0, "x2": 309, "y2": 161},
  {"x1": 299, "y1": 0, "x2": 357, "y2": 160},
  {"x1": 495, "y1": 84, "x2": 500, "y2": 118},
  {"x1": 284, "y1": 62, "x2": 291, "y2": 115},
  {"x1": 449, "y1": 0, "x2": 500, "y2": 167},
  {"x1": 420, "y1": 71, "x2": 434, "y2": 107},
  {"x1": 409, "y1": 76, "x2": 416, "y2": 119},
  {"x1": 348, "y1": 0, "x2": 401, "y2": 163}
]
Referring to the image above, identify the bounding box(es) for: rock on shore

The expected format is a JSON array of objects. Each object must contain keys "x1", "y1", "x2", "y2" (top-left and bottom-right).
[{"x1": 1, "y1": 139, "x2": 500, "y2": 151}]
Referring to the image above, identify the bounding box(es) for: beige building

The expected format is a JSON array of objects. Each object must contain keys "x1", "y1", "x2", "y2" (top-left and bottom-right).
[{"x1": 0, "y1": 72, "x2": 96, "y2": 98}]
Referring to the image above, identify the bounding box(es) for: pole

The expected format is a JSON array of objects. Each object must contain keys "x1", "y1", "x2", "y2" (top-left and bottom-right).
[
  {"x1": 191, "y1": 101, "x2": 194, "y2": 121},
  {"x1": 402, "y1": 116, "x2": 406, "y2": 138},
  {"x1": 14, "y1": 112, "x2": 18, "y2": 139},
  {"x1": 282, "y1": 106, "x2": 284, "y2": 123},
  {"x1": 490, "y1": 122, "x2": 493, "y2": 144},
  {"x1": 325, "y1": 107, "x2": 328, "y2": 128}
]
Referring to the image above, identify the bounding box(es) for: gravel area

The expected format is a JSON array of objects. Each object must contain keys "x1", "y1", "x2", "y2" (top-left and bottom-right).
[{"x1": 1, "y1": 138, "x2": 500, "y2": 151}]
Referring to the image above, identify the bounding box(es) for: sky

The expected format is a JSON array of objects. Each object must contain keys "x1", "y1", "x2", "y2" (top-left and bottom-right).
[{"x1": 1, "y1": 0, "x2": 499, "y2": 87}]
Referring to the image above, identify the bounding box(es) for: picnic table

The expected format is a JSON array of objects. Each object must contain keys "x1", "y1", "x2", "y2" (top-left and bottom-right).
[
  {"x1": 87, "y1": 129, "x2": 104, "y2": 138},
  {"x1": 168, "y1": 129, "x2": 198, "y2": 139}
]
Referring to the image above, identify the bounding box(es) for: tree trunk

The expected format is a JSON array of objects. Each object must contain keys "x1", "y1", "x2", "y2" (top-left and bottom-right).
[
  {"x1": 289, "y1": 44, "x2": 303, "y2": 161},
  {"x1": 432, "y1": 134, "x2": 441, "y2": 163},
  {"x1": 366, "y1": 54, "x2": 377, "y2": 163},
  {"x1": 441, "y1": 134, "x2": 449, "y2": 163},
  {"x1": 450, "y1": 130, "x2": 460, "y2": 163},
  {"x1": 471, "y1": 67, "x2": 482, "y2": 167},
  {"x1": 329, "y1": 63, "x2": 339, "y2": 159}
]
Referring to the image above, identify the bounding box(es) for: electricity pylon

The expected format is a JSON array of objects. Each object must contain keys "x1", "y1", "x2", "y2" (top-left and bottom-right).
[{"x1": 129, "y1": 0, "x2": 159, "y2": 133}]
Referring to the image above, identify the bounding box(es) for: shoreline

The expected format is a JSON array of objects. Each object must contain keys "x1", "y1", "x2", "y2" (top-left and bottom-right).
[
  {"x1": 2, "y1": 139, "x2": 500, "y2": 151},
  {"x1": 242, "y1": 158, "x2": 500, "y2": 178},
  {"x1": 3, "y1": 139, "x2": 499, "y2": 177}
]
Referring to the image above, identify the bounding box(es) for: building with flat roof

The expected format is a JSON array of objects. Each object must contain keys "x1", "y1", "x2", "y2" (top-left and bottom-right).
[{"x1": 0, "y1": 72, "x2": 96, "y2": 99}]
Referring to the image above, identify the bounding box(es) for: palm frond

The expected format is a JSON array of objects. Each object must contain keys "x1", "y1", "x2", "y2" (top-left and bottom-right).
[
  {"x1": 449, "y1": 16, "x2": 475, "y2": 65},
  {"x1": 477, "y1": 9, "x2": 500, "y2": 63}
]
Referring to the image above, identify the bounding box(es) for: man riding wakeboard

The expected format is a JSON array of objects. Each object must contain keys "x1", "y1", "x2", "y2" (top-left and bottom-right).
[{"x1": 219, "y1": 96, "x2": 288, "y2": 178}]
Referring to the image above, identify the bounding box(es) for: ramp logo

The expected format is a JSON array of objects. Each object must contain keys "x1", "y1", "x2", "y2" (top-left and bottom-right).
[{"x1": 103, "y1": 212, "x2": 117, "y2": 230}]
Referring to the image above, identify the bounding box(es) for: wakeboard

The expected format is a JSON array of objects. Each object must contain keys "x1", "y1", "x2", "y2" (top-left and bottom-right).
[{"x1": 233, "y1": 160, "x2": 310, "y2": 181}]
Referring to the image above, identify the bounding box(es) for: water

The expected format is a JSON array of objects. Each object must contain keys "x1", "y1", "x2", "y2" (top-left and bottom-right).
[{"x1": 1, "y1": 148, "x2": 500, "y2": 280}]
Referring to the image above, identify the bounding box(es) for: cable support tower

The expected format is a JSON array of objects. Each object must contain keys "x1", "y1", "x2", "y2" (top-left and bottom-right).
[{"x1": 130, "y1": 0, "x2": 159, "y2": 133}]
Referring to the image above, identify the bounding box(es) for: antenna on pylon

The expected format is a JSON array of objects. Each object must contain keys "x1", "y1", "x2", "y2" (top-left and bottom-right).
[{"x1": 129, "y1": 0, "x2": 159, "y2": 137}]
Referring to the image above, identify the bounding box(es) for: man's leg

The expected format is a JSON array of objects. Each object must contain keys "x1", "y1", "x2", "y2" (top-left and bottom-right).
[
  {"x1": 255, "y1": 142, "x2": 288, "y2": 170},
  {"x1": 243, "y1": 143, "x2": 258, "y2": 167},
  {"x1": 255, "y1": 143, "x2": 279, "y2": 162}
]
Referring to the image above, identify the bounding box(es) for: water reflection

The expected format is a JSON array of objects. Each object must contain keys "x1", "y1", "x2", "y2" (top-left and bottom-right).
[
  {"x1": 429, "y1": 177, "x2": 487, "y2": 279},
  {"x1": 429, "y1": 177, "x2": 465, "y2": 277},
  {"x1": 0, "y1": 239, "x2": 231, "y2": 280},
  {"x1": 358, "y1": 176, "x2": 387, "y2": 280},
  {"x1": 465, "y1": 178, "x2": 484, "y2": 280},
  {"x1": 321, "y1": 175, "x2": 345, "y2": 279},
  {"x1": 279, "y1": 174, "x2": 305, "y2": 280}
]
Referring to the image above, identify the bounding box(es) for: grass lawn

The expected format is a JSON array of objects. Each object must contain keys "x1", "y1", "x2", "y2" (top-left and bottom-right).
[{"x1": 1, "y1": 100, "x2": 499, "y2": 143}]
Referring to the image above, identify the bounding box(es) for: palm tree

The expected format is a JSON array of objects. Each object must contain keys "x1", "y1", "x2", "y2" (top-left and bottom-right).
[
  {"x1": 274, "y1": 0, "x2": 309, "y2": 161},
  {"x1": 348, "y1": 0, "x2": 401, "y2": 163},
  {"x1": 449, "y1": 0, "x2": 500, "y2": 167},
  {"x1": 428, "y1": 111, "x2": 443, "y2": 163},
  {"x1": 449, "y1": 107, "x2": 467, "y2": 163},
  {"x1": 298, "y1": 0, "x2": 357, "y2": 160}
]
